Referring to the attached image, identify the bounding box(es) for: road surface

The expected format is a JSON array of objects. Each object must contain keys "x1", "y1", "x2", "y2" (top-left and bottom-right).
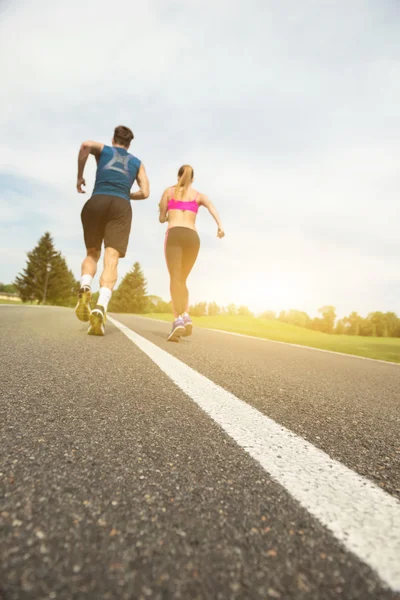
[{"x1": 1, "y1": 306, "x2": 399, "y2": 600}]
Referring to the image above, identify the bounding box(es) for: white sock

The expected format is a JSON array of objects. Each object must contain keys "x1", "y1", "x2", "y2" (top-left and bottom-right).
[
  {"x1": 81, "y1": 274, "x2": 93, "y2": 289},
  {"x1": 183, "y1": 312, "x2": 189, "y2": 317},
  {"x1": 97, "y1": 287, "x2": 112, "y2": 312}
]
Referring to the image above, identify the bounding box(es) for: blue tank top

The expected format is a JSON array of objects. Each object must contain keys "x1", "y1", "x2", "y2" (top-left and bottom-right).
[{"x1": 92, "y1": 145, "x2": 141, "y2": 202}]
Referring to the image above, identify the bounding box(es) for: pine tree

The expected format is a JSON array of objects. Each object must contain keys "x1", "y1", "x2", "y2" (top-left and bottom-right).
[
  {"x1": 15, "y1": 232, "x2": 78, "y2": 306},
  {"x1": 109, "y1": 262, "x2": 148, "y2": 313}
]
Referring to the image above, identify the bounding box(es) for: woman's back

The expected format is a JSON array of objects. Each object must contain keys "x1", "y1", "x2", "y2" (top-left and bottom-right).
[
  {"x1": 159, "y1": 163, "x2": 224, "y2": 239},
  {"x1": 166, "y1": 185, "x2": 200, "y2": 230}
]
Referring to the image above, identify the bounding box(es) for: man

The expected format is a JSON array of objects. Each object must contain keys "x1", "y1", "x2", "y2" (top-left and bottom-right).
[{"x1": 75, "y1": 125, "x2": 149, "y2": 336}]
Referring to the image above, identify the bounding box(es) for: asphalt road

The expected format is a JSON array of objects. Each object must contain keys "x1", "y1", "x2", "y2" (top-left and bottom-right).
[{"x1": 1, "y1": 306, "x2": 399, "y2": 600}]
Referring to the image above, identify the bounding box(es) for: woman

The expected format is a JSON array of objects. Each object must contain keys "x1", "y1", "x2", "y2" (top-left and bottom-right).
[{"x1": 159, "y1": 164, "x2": 225, "y2": 342}]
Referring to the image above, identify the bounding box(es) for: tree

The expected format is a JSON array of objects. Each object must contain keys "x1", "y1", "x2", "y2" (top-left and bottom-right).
[
  {"x1": 260, "y1": 310, "x2": 276, "y2": 320},
  {"x1": 4, "y1": 283, "x2": 17, "y2": 294},
  {"x1": 237, "y1": 305, "x2": 253, "y2": 317},
  {"x1": 359, "y1": 317, "x2": 373, "y2": 337},
  {"x1": 367, "y1": 312, "x2": 386, "y2": 337},
  {"x1": 390, "y1": 314, "x2": 400, "y2": 338},
  {"x1": 335, "y1": 319, "x2": 346, "y2": 335},
  {"x1": 279, "y1": 309, "x2": 311, "y2": 329},
  {"x1": 207, "y1": 302, "x2": 220, "y2": 316},
  {"x1": 109, "y1": 262, "x2": 148, "y2": 313},
  {"x1": 0, "y1": 283, "x2": 17, "y2": 294},
  {"x1": 155, "y1": 300, "x2": 173, "y2": 314},
  {"x1": 338, "y1": 311, "x2": 362, "y2": 336},
  {"x1": 15, "y1": 232, "x2": 78, "y2": 306},
  {"x1": 384, "y1": 312, "x2": 399, "y2": 337},
  {"x1": 226, "y1": 303, "x2": 237, "y2": 316},
  {"x1": 190, "y1": 302, "x2": 207, "y2": 317},
  {"x1": 311, "y1": 305, "x2": 336, "y2": 334},
  {"x1": 90, "y1": 291, "x2": 99, "y2": 309},
  {"x1": 147, "y1": 295, "x2": 173, "y2": 314}
]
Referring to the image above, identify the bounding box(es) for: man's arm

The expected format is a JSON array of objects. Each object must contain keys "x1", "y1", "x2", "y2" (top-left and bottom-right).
[
  {"x1": 199, "y1": 194, "x2": 225, "y2": 238},
  {"x1": 130, "y1": 164, "x2": 150, "y2": 200},
  {"x1": 77, "y1": 140, "x2": 104, "y2": 193},
  {"x1": 158, "y1": 188, "x2": 169, "y2": 223}
]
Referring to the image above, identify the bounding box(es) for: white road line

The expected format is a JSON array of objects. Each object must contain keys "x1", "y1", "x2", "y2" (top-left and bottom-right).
[
  {"x1": 109, "y1": 315, "x2": 400, "y2": 591},
  {"x1": 132, "y1": 315, "x2": 400, "y2": 367},
  {"x1": 0, "y1": 304, "x2": 51, "y2": 309}
]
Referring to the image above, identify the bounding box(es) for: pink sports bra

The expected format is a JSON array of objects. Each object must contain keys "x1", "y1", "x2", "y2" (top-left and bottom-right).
[{"x1": 167, "y1": 190, "x2": 199, "y2": 214}]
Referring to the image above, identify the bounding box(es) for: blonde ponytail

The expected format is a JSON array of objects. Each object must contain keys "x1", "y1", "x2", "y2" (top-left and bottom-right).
[{"x1": 174, "y1": 165, "x2": 194, "y2": 200}]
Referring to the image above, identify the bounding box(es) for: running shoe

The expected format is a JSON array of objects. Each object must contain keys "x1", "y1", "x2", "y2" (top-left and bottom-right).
[
  {"x1": 88, "y1": 305, "x2": 106, "y2": 336},
  {"x1": 75, "y1": 286, "x2": 92, "y2": 322},
  {"x1": 182, "y1": 314, "x2": 193, "y2": 337},
  {"x1": 167, "y1": 317, "x2": 185, "y2": 342}
]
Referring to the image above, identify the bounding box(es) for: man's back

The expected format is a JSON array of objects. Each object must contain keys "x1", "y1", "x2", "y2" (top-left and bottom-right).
[
  {"x1": 75, "y1": 125, "x2": 149, "y2": 336},
  {"x1": 92, "y1": 145, "x2": 141, "y2": 202}
]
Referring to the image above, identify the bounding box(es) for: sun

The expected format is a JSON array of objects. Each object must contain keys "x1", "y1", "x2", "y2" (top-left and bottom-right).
[{"x1": 228, "y1": 272, "x2": 307, "y2": 314}]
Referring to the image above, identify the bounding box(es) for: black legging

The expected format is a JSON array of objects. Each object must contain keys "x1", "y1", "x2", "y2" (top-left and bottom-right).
[{"x1": 165, "y1": 227, "x2": 200, "y2": 317}]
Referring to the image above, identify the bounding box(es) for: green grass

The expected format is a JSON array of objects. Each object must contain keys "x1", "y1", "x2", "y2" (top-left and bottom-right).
[
  {"x1": 143, "y1": 314, "x2": 400, "y2": 363},
  {"x1": 0, "y1": 299, "x2": 23, "y2": 304}
]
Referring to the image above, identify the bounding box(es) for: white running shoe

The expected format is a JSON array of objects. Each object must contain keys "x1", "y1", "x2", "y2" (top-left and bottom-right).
[
  {"x1": 88, "y1": 305, "x2": 106, "y2": 336},
  {"x1": 75, "y1": 286, "x2": 92, "y2": 322}
]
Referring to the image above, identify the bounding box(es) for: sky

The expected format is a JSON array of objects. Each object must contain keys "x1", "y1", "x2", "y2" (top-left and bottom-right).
[{"x1": 0, "y1": 0, "x2": 399, "y2": 317}]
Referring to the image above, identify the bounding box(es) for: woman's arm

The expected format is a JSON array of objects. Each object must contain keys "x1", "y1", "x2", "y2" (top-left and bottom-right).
[
  {"x1": 159, "y1": 188, "x2": 169, "y2": 223},
  {"x1": 199, "y1": 194, "x2": 225, "y2": 238}
]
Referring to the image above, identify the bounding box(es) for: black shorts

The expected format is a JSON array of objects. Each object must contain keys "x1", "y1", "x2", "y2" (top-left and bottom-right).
[{"x1": 81, "y1": 195, "x2": 132, "y2": 258}]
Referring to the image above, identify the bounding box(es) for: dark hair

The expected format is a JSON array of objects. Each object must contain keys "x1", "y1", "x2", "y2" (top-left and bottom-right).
[{"x1": 113, "y1": 125, "x2": 134, "y2": 148}]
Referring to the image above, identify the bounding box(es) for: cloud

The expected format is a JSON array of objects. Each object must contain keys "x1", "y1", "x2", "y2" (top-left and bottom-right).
[{"x1": 0, "y1": 0, "x2": 399, "y2": 316}]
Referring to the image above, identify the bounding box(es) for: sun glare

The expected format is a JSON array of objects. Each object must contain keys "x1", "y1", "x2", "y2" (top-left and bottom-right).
[{"x1": 228, "y1": 273, "x2": 307, "y2": 314}]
